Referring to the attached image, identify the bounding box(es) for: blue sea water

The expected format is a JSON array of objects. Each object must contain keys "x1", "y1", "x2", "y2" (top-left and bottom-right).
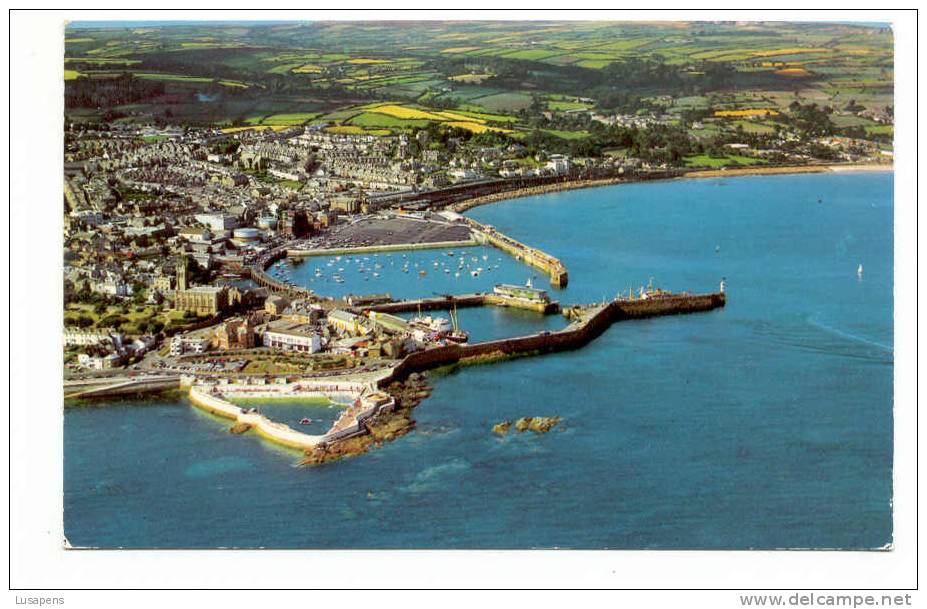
[{"x1": 64, "y1": 172, "x2": 893, "y2": 549}]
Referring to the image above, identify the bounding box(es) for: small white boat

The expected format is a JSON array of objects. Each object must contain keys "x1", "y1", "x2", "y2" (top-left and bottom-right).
[{"x1": 857, "y1": 264, "x2": 864, "y2": 277}]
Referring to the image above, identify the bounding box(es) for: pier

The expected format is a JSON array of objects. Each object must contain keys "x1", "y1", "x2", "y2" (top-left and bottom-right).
[
  {"x1": 466, "y1": 218, "x2": 569, "y2": 288},
  {"x1": 381, "y1": 291, "x2": 725, "y2": 383}
]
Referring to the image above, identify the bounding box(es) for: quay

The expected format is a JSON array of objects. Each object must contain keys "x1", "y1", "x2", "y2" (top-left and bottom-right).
[
  {"x1": 286, "y1": 238, "x2": 476, "y2": 258},
  {"x1": 353, "y1": 292, "x2": 560, "y2": 315}
]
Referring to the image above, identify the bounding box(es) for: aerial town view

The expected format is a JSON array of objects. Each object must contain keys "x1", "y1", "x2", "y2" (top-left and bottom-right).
[{"x1": 60, "y1": 19, "x2": 894, "y2": 551}]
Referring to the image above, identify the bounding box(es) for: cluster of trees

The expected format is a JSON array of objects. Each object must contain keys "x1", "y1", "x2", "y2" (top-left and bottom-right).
[
  {"x1": 779, "y1": 101, "x2": 836, "y2": 137},
  {"x1": 65, "y1": 74, "x2": 165, "y2": 108}
]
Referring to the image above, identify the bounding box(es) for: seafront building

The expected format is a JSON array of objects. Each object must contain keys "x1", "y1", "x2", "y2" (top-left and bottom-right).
[{"x1": 261, "y1": 320, "x2": 322, "y2": 353}]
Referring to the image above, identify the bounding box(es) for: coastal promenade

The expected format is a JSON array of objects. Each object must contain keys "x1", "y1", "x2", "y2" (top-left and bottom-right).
[{"x1": 64, "y1": 374, "x2": 180, "y2": 400}]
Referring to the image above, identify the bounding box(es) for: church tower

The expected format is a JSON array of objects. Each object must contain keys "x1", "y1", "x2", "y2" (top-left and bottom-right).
[{"x1": 176, "y1": 256, "x2": 188, "y2": 292}]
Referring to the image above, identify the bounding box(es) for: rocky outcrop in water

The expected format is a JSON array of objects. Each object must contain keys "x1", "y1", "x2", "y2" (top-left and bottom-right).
[
  {"x1": 494, "y1": 416, "x2": 561, "y2": 435},
  {"x1": 229, "y1": 422, "x2": 252, "y2": 434},
  {"x1": 492, "y1": 421, "x2": 512, "y2": 435}
]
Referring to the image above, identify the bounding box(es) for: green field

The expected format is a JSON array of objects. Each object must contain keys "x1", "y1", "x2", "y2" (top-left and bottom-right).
[
  {"x1": 63, "y1": 20, "x2": 893, "y2": 146},
  {"x1": 684, "y1": 154, "x2": 767, "y2": 168}
]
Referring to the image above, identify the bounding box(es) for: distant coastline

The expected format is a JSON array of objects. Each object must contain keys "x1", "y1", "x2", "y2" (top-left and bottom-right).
[
  {"x1": 451, "y1": 163, "x2": 894, "y2": 213},
  {"x1": 682, "y1": 162, "x2": 893, "y2": 179}
]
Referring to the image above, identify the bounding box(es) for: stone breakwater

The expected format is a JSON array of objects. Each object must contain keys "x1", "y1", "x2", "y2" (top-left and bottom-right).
[{"x1": 380, "y1": 292, "x2": 726, "y2": 383}]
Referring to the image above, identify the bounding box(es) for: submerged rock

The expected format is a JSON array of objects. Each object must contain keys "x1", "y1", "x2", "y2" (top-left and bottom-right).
[{"x1": 492, "y1": 421, "x2": 512, "y2": 435}]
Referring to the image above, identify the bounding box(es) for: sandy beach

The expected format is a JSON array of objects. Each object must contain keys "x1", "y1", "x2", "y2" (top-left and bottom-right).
[
  {"x1": 450, "y1": 163, "x2": 893, "y2": 213},
  {"x1": 684, "y1": 163, "x2": 892, "y2": 179}
]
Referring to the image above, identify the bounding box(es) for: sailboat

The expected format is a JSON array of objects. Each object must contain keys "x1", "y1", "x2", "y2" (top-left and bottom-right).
[{"x1": 445, "y1": 304, "x2": 469, "y2": 344}]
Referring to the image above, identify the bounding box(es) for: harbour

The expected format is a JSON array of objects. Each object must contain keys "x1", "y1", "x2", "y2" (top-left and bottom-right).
[{"x1": 64, "y1": 172, "x2": 893, "y2": 549}]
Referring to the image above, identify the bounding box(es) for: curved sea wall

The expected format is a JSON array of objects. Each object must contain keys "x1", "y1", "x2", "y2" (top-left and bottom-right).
[{"x1": 188, "y1": 386, "x2": 325, "y2": 450}]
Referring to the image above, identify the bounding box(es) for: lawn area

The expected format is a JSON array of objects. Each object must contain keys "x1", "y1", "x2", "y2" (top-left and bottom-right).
[
  {"x1": 470, "y1": 91, "x2": 535, "y2": 112},
  {"x1": 684, "y1": 154, "x2": 767, "y2": 168},
  {"x1": 730, "y1": 119, "x2": 776, "y2": 134},
  {"x1": 347, "y1": 112, "x2": 431, "y2": 130},
  {"x1": 548, "y1": 99, "x2": 592, "y2": 111},
  {"x1": 865, "y1": 124, "x2": 893, "y2": 135},
  {"x1": 542, "y1": 129, "x2": 590, "y2": 140},
  {"x1": 259, "y1": 112, "x2": 321, "y2": 125}
]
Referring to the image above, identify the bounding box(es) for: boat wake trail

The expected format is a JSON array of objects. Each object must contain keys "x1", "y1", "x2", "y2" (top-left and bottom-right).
[
  {"x1": 749, "y1": 317, "x2": 892, "y2": 364},
  {"x1": 805, "y1": 317, "x2": 893, "y2": 354}
]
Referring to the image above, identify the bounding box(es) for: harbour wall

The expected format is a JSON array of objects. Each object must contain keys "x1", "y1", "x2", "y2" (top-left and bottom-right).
[
  {"x1": 381, "y1": 292, "x2": 725, "y2": 383},
  {"x1": 286, "y1": 239, "x2": 476, "y2": 258},
  {"x1": 467, "y1": 218, "x2": 569, "y2": 288}
]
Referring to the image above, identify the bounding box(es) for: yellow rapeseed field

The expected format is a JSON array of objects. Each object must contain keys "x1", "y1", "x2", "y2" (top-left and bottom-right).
[
  {"x1": 221, "y1": 125, "x2": 290, "y2": 134},
  {"x1": 714, "y1": 109, "x2": 780, "y2": 118},
  {"x1": 446, "y1": 121, "x2": 512, "y2": 134},
  {"x1": 752, "y1": 48, "x2": 831, "y2": 58},
  {"x1": 370, "y1": 105, "x2": 448, "y2": 121},
  {"x1": 434, "y1": 110, "x2": 482, "y2": 122},
  {"x1": 440, "y1": 47, "x2": 481, "y2": 54},
  {"x1": 775, "y1": 68, "x2": 812, "y2": 77}
]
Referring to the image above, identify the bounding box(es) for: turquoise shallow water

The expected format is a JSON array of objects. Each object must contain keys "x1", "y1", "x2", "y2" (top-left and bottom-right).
[{"x1": 64, "y1": 172, "x2": 893, "y2": 549}]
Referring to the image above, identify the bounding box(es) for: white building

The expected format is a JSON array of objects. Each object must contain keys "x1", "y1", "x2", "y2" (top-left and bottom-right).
[
  {"x1": 64, "y1": 327, "x2": 123, "y2": 350},
  {"x1": 546, "y1": 155, "x2": 570, "y2": 175},
  {"x1": 262, "y1": 325, "x2": 321, "y2": 353},
  {"x1": 170, "y1": 335, "x2": 209, "y2": 356},
  {"x1": 194, "y1": 213, "x2": 239, "y2": 232}
]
